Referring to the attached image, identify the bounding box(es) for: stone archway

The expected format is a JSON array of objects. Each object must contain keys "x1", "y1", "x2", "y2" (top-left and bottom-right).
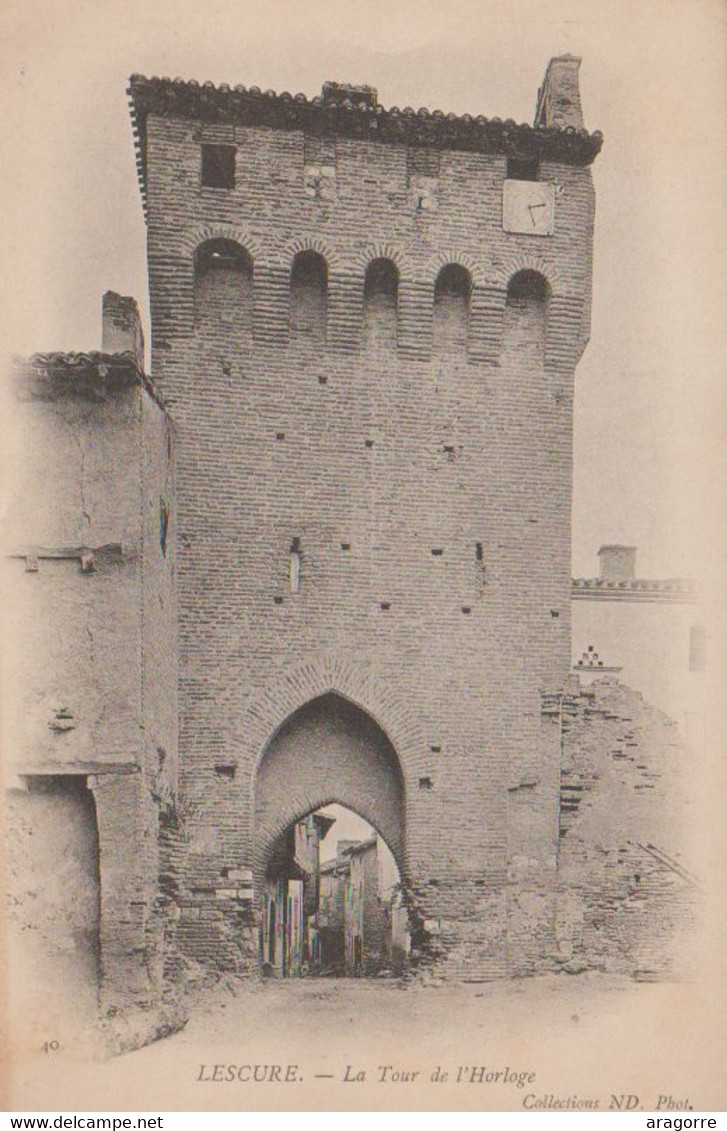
[
  {"x1": 254, "y1": 692, "x2": 407, "y2": 977},
  {"x1": 254, "y1": 692, "x2": 405, "y2": 875}
]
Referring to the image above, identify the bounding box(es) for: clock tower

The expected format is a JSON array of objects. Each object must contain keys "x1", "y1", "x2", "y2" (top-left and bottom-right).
[{"x1": 128, "y1": 54, "x2": 601, "y2": 979}]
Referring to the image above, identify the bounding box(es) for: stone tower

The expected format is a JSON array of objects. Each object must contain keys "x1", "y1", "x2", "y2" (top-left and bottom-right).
[{"x1": 128, "y1": 55, "x2": 602, "y2": 978}]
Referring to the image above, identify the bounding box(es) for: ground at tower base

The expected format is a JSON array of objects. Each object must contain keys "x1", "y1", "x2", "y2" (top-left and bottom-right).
[{"x1": 7, "y1": 973, "x2": 719, "y2": 1112}]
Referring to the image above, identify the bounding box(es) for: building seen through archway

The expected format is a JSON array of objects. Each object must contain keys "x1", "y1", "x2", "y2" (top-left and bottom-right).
[{"x1": 260, "y1": 803, "x2": 409, "y2": 978}]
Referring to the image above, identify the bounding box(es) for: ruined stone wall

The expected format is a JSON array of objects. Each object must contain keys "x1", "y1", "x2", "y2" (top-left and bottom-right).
[
  {"x1": 553, "y1": 679, "x2": 699, "y2": 978},
  {"x1": 143, "y1": 93, "x2": 595, "y2": 978},
  {"x1": 132, "y1": 390, "x2": 180, "y2": 1002}
]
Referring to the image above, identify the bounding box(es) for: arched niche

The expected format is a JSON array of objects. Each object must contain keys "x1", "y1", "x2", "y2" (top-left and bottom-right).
[
  {"x1": 503, "y1": 269, "x2": 550, "y2": 363},
  {"x1": 290, "y1": 250, "x2": 328, "y2": 344},
  {"x1": 362, "y1": 258, "x2": 399, "y2": 351},
  {"x1": 433, "y1": 263, "x2": 472, "y2": 354},
  {"x1": 193, "y1": 238, "x2": 254, "y2": 333}
]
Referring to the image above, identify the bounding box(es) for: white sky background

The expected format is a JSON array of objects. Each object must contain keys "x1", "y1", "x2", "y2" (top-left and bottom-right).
[
  {"x1": 316, "y1": 804, "x2": 400, "y2": 896},
  {"x1": 316, "y1": 804, "x2": 376, "y2": 863},
  {"x1": 2, "y1": 0, "x2": 725, "y2": 581}
]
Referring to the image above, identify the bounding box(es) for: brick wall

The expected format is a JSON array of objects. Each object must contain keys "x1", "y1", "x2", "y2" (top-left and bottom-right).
[
  {"x1": 553, "y1": 679, "x2": 699, "y2": 977},
  {"x1": 141, "y1": 74, "x2": 596, "y2": 979}
]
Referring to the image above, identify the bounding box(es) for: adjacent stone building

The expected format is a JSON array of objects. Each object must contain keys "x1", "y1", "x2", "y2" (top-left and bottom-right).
[{"x1": 4, "y1": 295, "x2": 180, "y2": 1047}]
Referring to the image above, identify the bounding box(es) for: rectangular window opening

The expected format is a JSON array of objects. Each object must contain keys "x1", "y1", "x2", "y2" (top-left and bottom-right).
[
  {"x1": 290, "y1": 539, "x2": 302, "y2": 594},
  {"x1": 201, "y1": 143, "x2": 237, "y2": 189},
  {"x1": 507, "y1": 156, "x2": 539, "y2": 182}
]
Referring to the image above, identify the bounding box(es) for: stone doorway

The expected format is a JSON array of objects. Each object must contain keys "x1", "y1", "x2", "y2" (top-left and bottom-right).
[
  {"x1": 6, "y1": 775, "x2": 101, "y2": 1040},
  {"x1": 254, "y1": 692, "x2": 408, "y2": 977}
]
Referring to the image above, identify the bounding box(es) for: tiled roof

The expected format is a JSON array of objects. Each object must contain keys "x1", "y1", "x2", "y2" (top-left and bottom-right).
[
  {"x1": 127, "y1": 74, "x2": 604, "y2": 217},
  {"x1": 14, "y1": 351, "x2": 165, "y2": 408},
  {"x1": 341, "y1": 834, "x2": 378, "y2": 856},
  {"x1": 571, "y1": 578, "x2": 698, "y2": 604}
]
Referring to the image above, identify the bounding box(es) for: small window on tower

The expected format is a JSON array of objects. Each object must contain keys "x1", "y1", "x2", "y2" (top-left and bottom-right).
[
  {"x1": 507, "y1": 157, "x2": 539, "y2": 182},
  {"x1": 201, "y1": 144, "x2": 236, "y2": 189}
]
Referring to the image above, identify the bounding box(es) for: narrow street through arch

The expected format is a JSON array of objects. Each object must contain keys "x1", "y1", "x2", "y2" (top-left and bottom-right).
[{"x1": 260, "y1": 802, "x2": 410, "y2": 978}]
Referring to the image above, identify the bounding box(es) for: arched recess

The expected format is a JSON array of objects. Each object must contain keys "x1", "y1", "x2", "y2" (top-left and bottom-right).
[
  {"x1": 433, "y1": 263, "x2": 472, "y2": 354},
  {"x1": 254, "y1": 692, "x2": 405, "y2": 878},
  {"x1": 362, "y1": 258, "x2": 399, "y2": 350},
  {"x1": 290, "y1": 250, "x2": 328, "y2": 343},
  {"x1": 194, "y1": 238, "x2": 254, "y2": 333},
  {"x1": 503, "y1": 269, "x2": 550, "y2": 363}
]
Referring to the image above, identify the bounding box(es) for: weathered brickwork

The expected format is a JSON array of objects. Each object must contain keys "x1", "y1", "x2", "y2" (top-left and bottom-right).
[
  {"x1": 4, "y1": 305, "x2": 180, "y2": 1045},
  {"x1": 551, "y1": 678, "x2": 699, "y2": 977},
  {"x1": 127, "y1": 57, "x2": 600, "y2": 980}
]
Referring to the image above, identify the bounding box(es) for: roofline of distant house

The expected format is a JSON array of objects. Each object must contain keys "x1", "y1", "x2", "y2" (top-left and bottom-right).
[{"x1": 571, "y1": 578, "x2": 698, "y2": 604}]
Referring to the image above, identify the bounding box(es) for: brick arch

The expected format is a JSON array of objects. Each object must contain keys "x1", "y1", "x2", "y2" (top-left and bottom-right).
[
  {"x1": 180, "y1": 223, "x2": 263, "y2": 263},
  {"x1": 253, "y1": 691, "x2": 407, "y2": 878},
  {"x1": 495, "y1": 254, "x2": 563, "y2": 296},
  {"x1": 245, "y1": 655, "x2": 424, "y2": 779},
  {"x1": 426, "y1": 251, "x2": 485, "y2": 288},
  {"x1": 353, "y1": 243, "x2": 413, "y2": 282},
  {"x1": 283, "y1": 236, "x2": 341, "y2": 271},
  {"x1": 255, "y1": 788, "x2": 405, "y2": 880}
]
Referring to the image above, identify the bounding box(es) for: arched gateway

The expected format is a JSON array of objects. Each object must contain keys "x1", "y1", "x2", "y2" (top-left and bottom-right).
[
  {"x1": 255, "y1": 692, "x2": 405, "y2": 874},
  {"x1": 254, "y1": 693, "x2": 406, "y2": 975}
]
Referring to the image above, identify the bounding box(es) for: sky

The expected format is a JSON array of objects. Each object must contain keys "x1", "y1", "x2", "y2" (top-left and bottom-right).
[
  {"x1": 2, "y1": 0, "x2": 725, "y2": 580},
  {"x1": 317, "y1": 804, "x2": 400, "y2": 896}
]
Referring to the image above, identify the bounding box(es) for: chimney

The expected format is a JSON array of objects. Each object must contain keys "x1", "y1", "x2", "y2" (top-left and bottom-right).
[
  {"x1": 535, "y1": 55, "x2": 585, "y2": 131},
  {"x1": 102, "y1": 291, "x2": 145, "y2": 369},
  {"x1": 598, "y1": 545, "x2": 637, "y2": 583}
]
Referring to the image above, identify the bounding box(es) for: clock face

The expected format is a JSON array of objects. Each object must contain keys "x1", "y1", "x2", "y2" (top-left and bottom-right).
[{"x1": 502, "y1": 180, "x2": 555, "y2": 236}]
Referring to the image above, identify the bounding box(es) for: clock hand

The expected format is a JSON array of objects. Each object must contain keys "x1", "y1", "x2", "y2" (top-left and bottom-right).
[{"x1": 527, "y1": 202, "x2": 546, "y2": 226}]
